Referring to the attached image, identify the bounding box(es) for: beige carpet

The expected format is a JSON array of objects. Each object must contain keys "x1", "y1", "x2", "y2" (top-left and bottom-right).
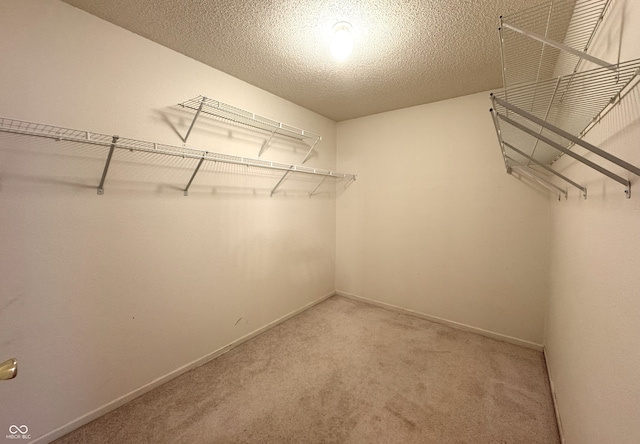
[{"x1": 54, "y1": 296, "x2": 559, "y2": 443}]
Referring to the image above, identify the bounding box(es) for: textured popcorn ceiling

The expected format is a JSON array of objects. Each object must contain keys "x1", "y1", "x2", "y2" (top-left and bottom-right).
[{"x1": 62, "y1": 0, "x2": 534, "y2": 121}]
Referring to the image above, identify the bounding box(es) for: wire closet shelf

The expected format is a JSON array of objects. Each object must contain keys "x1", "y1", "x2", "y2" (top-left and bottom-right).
[
  {"x1": 490, "y1": 0, "x2": 640, "y2": 199},
  {"x1": 178, "y1": 96, "x2": 322, "y2": 163},
  {"x1": 0, "y1": 117, "x2": 356, "y2": 197}
]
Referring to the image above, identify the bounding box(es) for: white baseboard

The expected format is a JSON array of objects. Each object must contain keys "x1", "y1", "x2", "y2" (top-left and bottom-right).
[
  {"x1": 336, "y1": 291, "x2": 544, "y2": 351},
  {"x1": 33, "y1": 291, "x2": 335, "y2": 444},
  {"x1": 543, "y1": 347, "x2": 565, "y2": 444}
]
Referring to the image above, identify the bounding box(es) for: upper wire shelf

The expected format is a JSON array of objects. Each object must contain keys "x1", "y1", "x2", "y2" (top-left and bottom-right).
[
  {"x1": 493, "y1": 59, "x2": 640, "y2": 165},
  {"x1": 499, "y1": 0, "x2": 613, "y2": 90},
  {"x1": 178, "y1": 96, "x2": 322, "y2": 164},
  {"x1": 490, "y1": 0, "x2": 640, "y2": 199},
  {"x1": 0, "y1": 117, "x2": 355, "y2": 197}
]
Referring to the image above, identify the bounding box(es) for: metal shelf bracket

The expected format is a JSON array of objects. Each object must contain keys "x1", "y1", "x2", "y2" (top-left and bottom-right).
[
  {"x1": 183, "y1": 156, "x2": 206, "y2": 196},
  {"x1": 270, "y1": 168, "x2": 292, "y2": 197},
  {"x1": 258, "y1": 129, "x2": 277, "y2": 158},
  {"x1": 183, "y1": 97, "x2": 205, "y2": 143},
  {"x1": 309, "y1": 175, "x2": 327, "y2": 198},
  {"x1": 97, "y1": 135, "x2": 119, "y2": 195}
]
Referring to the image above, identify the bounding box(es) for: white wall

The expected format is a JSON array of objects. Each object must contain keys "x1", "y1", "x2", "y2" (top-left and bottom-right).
[
  {"x1": 3, "y1": 0, "x2": 637, "y2": 442},
  {"x1": 336, "y1": 91, "x2": 552, "y2": 346},
  {"x1": 0, "y1": 1, "x2": 338, "y2": 441},
  {"x1": 544, "y1": 0, "x2": 640, "y2": 442}
]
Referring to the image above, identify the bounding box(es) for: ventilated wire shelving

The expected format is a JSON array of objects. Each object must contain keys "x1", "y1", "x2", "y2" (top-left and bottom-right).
[
  {"x1": 178, "y1": 96, "x2": 322, "y2": 164},
  {"x1": 0, "y1": 117, "x2": 355, "y2": 197},
  {"x1": 489, "y1": 0, "x2": 640, "y2": 199}
]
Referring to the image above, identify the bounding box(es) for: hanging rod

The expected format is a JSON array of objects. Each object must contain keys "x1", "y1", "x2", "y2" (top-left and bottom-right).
[
  {"x1": 498, "y1": 130, "x2": 587, "y2": 199},
  {"x1": 0, "y1": 117, "x2": 355, "y2": 196},
  {"x1": 492, "y1": 95, "x2": 640, "y2": 177},
  {"x1": 503, "y1": 138, "x2": 587, "y2": 199},
  {"x1": 178, "y1": 96, "x2": 322, "y2": 164},
  {"x1": 492, "y1": 105, "x2": 575, "y2": 200},
  {"x1": 507, "y1": 163, "x2": 568, "y2": 200},
  {"x1": 490, "y1": 102, "x2": 633, "y2": 198}
]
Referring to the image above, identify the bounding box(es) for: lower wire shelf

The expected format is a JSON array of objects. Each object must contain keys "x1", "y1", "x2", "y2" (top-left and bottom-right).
[
  {"x1": 0, "y1": 117, "x2": 356, "y2": 197},
  {"x1": 489, "y1": 59, "x2": 640, "y2": 199}
]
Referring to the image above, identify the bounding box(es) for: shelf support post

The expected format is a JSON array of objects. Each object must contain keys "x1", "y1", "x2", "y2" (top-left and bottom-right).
[
  {"x1": 309, "y1": 175, "x2": 327, "y2": 198},
  {"x1": 183, "y1": 156, "x2": 206, "y2": 196},
  {"x1": 97, "y1": 135, "x2": 119, "y2": 195},
  {"x1": 258, "y1": 129, "x2": 277, "y2": 157},
  {"x1": 270, "y1": 167, "x2": 293, "y2": 197},
  {"x1": 183, "y1": 97, "x2": 205, "y2": 143},
  {"x1": 301, "y1": 137, "x2": 320, "y2": 164}
]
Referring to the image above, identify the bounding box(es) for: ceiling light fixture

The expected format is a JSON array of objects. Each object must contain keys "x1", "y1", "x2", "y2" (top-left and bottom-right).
[{"x1": 330, "y1": 22, "x2": 353, "y2": 61}]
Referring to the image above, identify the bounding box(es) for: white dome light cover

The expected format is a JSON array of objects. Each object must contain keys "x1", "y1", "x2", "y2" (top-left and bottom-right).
[{"x1": 330, "y1": 22, "x2": 353, "y2": 60}]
